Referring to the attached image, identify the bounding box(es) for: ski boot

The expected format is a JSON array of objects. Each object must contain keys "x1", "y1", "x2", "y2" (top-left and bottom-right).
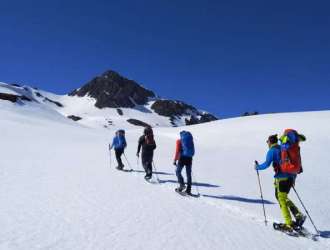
[
  {"x1": 116, "y1": 164, "x2": 124, "y2": 170},
  {"x1": 183, "y1": 186, "x2": 192, "y2": 195},
  {"x1": 275, "y1": 223, "x2": 293, "y2": 232},
  {"x1": 294, "y1": 214, "x2": 307, "y2": 228},
  {"x1": 175, "y1": 184, "x2": 186, "y2": 193},
  {"x1": 144, "y1": 173, "x2": 152, "y2": 180}
]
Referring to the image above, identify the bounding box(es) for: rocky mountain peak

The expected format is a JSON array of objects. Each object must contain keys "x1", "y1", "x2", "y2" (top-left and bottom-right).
[
  {"x1": 69, "y1": 70, "x2": 155, "y2": 108},
  {"x1": 67, "y1": 69, "x2": 218, "y2": 126}
]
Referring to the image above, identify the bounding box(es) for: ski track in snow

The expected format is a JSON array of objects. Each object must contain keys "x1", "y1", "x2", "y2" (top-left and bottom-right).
[
  {"x1": 114, "y1": 166, "x2": 326, "y2": 249},
  {"x1": 0, "y1": 102, "x2": 329, "y2": 250}
]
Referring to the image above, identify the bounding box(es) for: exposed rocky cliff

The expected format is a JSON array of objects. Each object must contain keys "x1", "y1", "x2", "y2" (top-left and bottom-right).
[
  {"x1": 151, "y1": 100, "x2": 217, "y2": 125},
  {"x1": 69, "y1": 70, "x2": 155, "y2": 109}
]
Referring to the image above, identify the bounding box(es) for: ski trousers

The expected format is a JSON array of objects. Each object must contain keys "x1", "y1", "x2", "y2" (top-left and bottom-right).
[
  {"x1": 274, "y1": 177, "x2": 302, "y2": 226},
  {"x1": 176, "y1": 156, "x2": 192, "y2": 192},
  {"x1": 115, "y1": 148, "x2": 124, "y2": 167},
  {"x1": 142, "y1": 156, "x2": 153, "y2": 177}
]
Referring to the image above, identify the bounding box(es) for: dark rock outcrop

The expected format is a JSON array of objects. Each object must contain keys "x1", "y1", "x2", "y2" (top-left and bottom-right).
[
  {"x1": 34, "y1": 92, "x2": 63, "y2": 107},
  {"x1": 67, "y1": 115, "x2": 82, "y2": 121},
  {"x1": 151, "y1": 100, "x2": 197, "y2": 117},
  {"x1": 44, "y1": 97, "x2": 63, "y2": 107},
  {"x1": 0, "y1": 93, "x2": 32, "y2": 103},
  {"x1": 0, "y1": 93, "x2": 18, "y2": 103},
  {"x1": 10, "y1": 84, "x2": 21, "y2": 87},
  {"x1": 185, "y1": 113, "x2": 218, "y2": 125},
  {"x1": 35, "y1": 92, "x2": 43, "y2": 97},
  {"x1": 151, "y1": 100, "x2": 218, "y2": 125},
  {"x1": 20, "y1": 96, "x2": 32, "y2": 102},
  {"x1": 69, "y1": 70, "x2": 155, "y2": 109},
  {"x1": 242, "y1": 111, "x2": 259, "y2": 116},
  {"x1": 127, "y1": 119, "x2": 151, "y2": 127},
  {"x1": 116, "y1": 108, "x2": 123, "y2": 116},
  {"x1": 198, "y1": 113, "x2": 219, "y2": 123}
]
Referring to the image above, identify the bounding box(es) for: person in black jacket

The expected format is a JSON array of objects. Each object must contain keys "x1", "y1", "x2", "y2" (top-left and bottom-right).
[{"x1": 137, "y1": 127, "x2": 156, "y2": 179}]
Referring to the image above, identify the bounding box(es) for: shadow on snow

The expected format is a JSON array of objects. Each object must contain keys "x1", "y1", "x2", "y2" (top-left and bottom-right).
[
  {"x1": 319, "y1": 230, "x2": 330, "y2": 238},
  {"x1": 131, "y1": 169, "x2": 174, "y2": 176},
  {"x1": 202, "y1": 194, "x2": 275, "y2": 205},
  {"x1": 159, "y1": 179, "x2": 220, "y2": 188}
]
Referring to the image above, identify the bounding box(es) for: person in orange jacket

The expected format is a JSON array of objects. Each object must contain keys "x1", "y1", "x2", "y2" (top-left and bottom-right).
[{"x1": 173, "y1": 131, "x2": 194, "y2": 194}]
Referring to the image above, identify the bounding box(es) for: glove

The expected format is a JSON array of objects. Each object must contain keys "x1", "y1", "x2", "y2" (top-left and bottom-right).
[
  {"x1": 254, "y1": 160, "x2": 259, "y2": 170},
  {"x1": 173, "y1": 160, "x2": 177, "y2": 166}
]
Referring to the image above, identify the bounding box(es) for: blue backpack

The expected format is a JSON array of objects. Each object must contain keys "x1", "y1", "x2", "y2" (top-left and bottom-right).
[
  {"x1": 115, "y1": 130, "x2": 127, "y2": 149},
  {"x1": 180, "y1": 131, "x2": 195, "y2": 157}
]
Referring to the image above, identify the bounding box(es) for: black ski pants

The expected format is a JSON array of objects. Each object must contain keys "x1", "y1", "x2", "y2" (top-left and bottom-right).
[
  {"x1": 115, "y1": 148, "x2": 124, "y2": 167},
  {"x1": 142, "y1": 155, "x2": 153, "y2": 177}
]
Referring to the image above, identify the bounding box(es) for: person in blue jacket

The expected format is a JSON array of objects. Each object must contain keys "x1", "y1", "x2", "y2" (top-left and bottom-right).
[
  {"x1": 110, "y1": 130, "x2": 127, "y2": 170},
  {"x1": 255, "y1": 134, "x2": 305, "y2": 232}
]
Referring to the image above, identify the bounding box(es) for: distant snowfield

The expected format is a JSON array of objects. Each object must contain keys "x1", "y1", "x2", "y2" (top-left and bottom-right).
[{"x1": 0, "y1": 100, "x2": 329, "y2": 250}]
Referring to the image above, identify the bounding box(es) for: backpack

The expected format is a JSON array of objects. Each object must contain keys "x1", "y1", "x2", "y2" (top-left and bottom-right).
[
  {"x1": 145, "y1": 133, "x2": 155, "y2": 145},
  {"x1": 280, "y1": 129, "x2": 303, "y2": 174},
  {"x1": 144, "y1": 127, "x2": 153, "y2": 136},
  {"x1": 116, "y1": 130, "x2": 127, "y2": 149},
  {"x1": 143, "y1": 127, "x2": 155, "y2": 145},
  {"x1": 118, "y1": 129, "x2": 125, "y2": 135},
  {"x1": 180, "y1": 131, "x2": 195, "y2": 157}
]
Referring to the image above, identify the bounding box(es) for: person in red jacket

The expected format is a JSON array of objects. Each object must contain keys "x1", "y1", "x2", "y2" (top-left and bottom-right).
[
  {"x1": 174, "y1": 139, "x2": 181, "y2": 166},
  {"x1": 173, "y1": 131, "x2": 194, "y2": 194}
]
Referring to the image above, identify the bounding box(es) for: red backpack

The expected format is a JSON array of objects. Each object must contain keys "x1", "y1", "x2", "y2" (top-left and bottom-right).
[
  {"x1": 280, "y1": 129, "x2": 303, "y2": 174},
  {"x1": 144, "y1": 127, "x2": 155, "y2": 145}
]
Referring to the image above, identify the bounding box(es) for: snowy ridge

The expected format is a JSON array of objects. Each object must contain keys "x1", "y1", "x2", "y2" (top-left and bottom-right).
[
  {"x1": 0, "y1": 82, "x2": 174, "y2": 128},
  {"x1": 1, "y1": 98, "x2": 329, "y2": 250},
  {"x1": 0, "y1": 82, "x2": 214, "y2": 129}
]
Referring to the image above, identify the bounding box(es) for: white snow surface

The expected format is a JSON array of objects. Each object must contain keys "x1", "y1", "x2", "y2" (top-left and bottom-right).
[{"x1": 1, "y1": 97, "x2": 330, "y2": 250}]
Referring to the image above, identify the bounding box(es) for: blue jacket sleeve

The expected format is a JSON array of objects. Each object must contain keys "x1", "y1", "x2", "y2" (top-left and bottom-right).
[
  {"x1": 256, "y1": 149, "x2": 274, "y2": 171},
  {"x1": 111, "y1": 137, "x2": 116, "y2": 149}
]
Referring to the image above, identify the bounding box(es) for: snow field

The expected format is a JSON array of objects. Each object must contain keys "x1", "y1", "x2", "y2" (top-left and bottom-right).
[{"x1": 0, "y1": 101, "x2": 329, "y2": 249}]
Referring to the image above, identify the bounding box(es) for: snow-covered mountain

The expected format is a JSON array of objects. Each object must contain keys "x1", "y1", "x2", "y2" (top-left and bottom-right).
[
  {"x1": 0, "y1": 70, "x2": 217, "y2": 129},
  {"x1": 0, "y1": 93, "x2": 329, "y2": 250}
]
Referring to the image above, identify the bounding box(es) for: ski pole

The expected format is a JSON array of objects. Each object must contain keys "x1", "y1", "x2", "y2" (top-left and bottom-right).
[
  {"x1": 292, "y1": 186, "x2": 320, "y2": 235},
  {"x1": 256, "y1": 169, "x2": 267, "y2": 226},
  {"x1": 137, "y1": 155, "x2": 140, "y2": 169},
  {"x1": 109, "y1": 144, "x2": 112, "y2": 168},
  {"x1": 152, "y1": 161, "x2": 161, "y2": 183},
  {"x1": 191, "y1": 170, "x2": 200, "y2": 196},
  {"x1": 123, "y1": 152, "x2": 133, "y2": 171}
]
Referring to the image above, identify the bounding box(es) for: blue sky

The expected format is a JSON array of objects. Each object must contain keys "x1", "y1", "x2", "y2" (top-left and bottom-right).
[{"x1": 0, "y1": 0, "x2": 329, "y2": 118}]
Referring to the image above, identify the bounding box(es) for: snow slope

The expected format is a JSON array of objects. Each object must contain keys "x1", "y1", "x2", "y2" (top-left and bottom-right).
[{"x1": 0, "y1": 99, "x2": 329, "y2": 250}]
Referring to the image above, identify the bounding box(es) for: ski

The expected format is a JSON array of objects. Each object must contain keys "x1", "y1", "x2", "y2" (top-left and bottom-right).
[
  {"x1": 144, "y1": 176, "x2": 159, "y2": 184},
  {"x1": 116, "y1": 168, "x2": 133, "y2": 172},
  {"x1": 294, "y1": 226, "x2": 319, "y2": 241},
  {"x1": 175, "y1": 188, "x2": 200, "y2": 198},
  {"x1": 273, "y1": 222, "x2": 317, "y2": 240},
  {"x1": 273, "y1": 223, "x2": 299, "y2": 237}
]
